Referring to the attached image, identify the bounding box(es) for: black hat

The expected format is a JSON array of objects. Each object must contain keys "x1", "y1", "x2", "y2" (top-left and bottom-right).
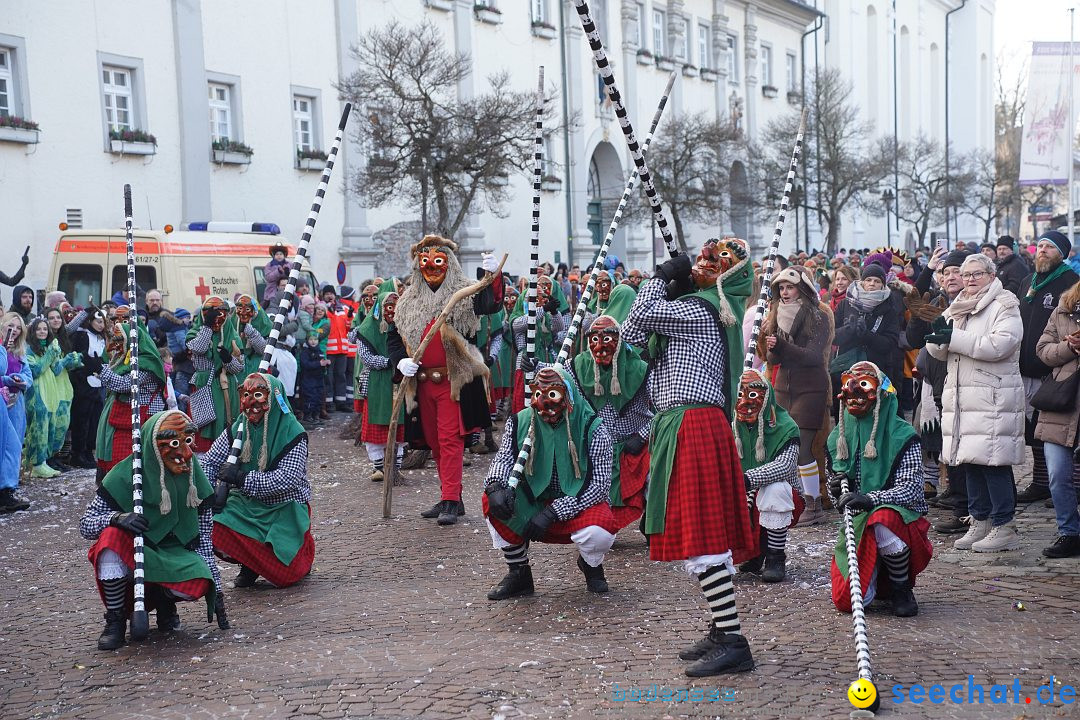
[
  {"x1": 861, "y1": 263, "x2": 887, "y2": 283},
  {"x1": 943, "y1": 248, "x2": 972, "y2": 269},
  {"x1": 1039, "y1": 230, "x2": 1072, "y2": 258},
  {"x1": 320, "y1": 284, "x2": 336, "y2": 296},
  {"x1": 996, "y1": 235, "x2": 1015, "y2": 251}
]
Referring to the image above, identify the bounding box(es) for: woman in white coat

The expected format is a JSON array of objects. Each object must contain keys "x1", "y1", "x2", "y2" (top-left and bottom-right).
[{"x1": 926, "y1": 253, "x2": 1024, "y2": 552}]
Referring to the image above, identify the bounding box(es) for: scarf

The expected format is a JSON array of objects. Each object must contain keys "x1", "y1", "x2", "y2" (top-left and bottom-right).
[
  {"x1": 945, "y1": 281, "x2": 994, "y2": 328},
  {"x1": 1024, "y1": 262, "x2": 1072, "y2": 302},
  {"x1": 845, "y1": 283, "x2": 891, "y2": 313},
  {"x1": 776, "y1": 299, "x2": 802, "y2": 338}
]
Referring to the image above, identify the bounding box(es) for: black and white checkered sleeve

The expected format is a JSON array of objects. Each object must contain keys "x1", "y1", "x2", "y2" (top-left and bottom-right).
[
  {"x1": 99, "y1": 366, "x2": 131, "y2": 394},
  {"x1": 550, "y1": 425, "x2": 612, "y2": 521},
  {"x1": 622, "y1": 278, "x2": 715, "y2": 344},
  {"x1": 199, "y1": 431, "x2": 234, "y2": 486},
  {"x1": 485, "y1": 416, "x2": 517, "y2": 489},
  {"x1": 187, "y1": 326, "x2": 213, "y2": 355},
  {"x1": 487, "y1": 332, "x2": 503, "y2": 362},
  {"x1": 224, "y1": 352, "x2": 244, "y2": 376},
  {"x1": 65, "y1": 309, "x2": 88, "y2": 335},
  {"x1": 868, "y1": 440, "x2": 928, "y2": 514},
  {"x1": 80, "y1": 494, "x2": 116, "y2": 541},
  {"x1": 606, "y1": 387, "x2": 653, "y2": 442},
  {"x1": 511, "y1": 315, "x2": 527, "y2": 352},
  {"x1": 745, "y1": 439, "x2": 800, "y2": 491},
  {"x1": 243, "y1": 323, "x2": 267, "y2": 357},
  {"x1": 356, "y1": 339, "x2": 389, "y2": 370},
  {"x1": 241, "y1": 440, "x2": 311, "y2": 505},
  {"x1": 197, "y1": 505, "x2": 222, "y2": 591}
]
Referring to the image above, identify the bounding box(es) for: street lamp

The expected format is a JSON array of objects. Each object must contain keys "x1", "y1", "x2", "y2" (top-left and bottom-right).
[{"x1": 881, "y1": 188, "x2": 895, "y2": 246}]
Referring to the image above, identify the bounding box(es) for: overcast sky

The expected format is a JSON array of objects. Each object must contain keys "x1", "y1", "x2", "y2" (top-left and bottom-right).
[{"x1": 996, "y1": 0, "x2": 1078, "y2": 83}]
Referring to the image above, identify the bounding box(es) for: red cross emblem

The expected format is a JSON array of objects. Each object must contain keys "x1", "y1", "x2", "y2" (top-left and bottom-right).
[{"x1": 194, "y1": 277, "x2": 211, "y2": 302}]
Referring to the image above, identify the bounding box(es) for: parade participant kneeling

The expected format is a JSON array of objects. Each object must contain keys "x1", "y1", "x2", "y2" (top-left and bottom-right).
[
  {"x1": 621, "y1": 247, "x2": 758, "y2": 678},
  {"x1": 733, "y1": 369, "x2": 803, "y2": 583},
  {"x1": 570, "y1": 315, "x2": 651, "y2": 530},
  {"x1": 205, "y1": 373, "x2": 315, "y2": 589},
  {"x1": 483, "y1": 366, "x2": 616, "y2": 599},
  {"x1": 826, "y1": 361, "x2": 932, "y2": 617},
  {"x1": 80, "y1": 409, "x2": 226, "y2": 650}
]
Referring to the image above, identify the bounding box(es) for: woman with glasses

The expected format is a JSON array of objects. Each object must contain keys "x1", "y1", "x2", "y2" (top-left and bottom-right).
[{"x1": 926, "y1": 253, "x2": 1025, "y2": 552}]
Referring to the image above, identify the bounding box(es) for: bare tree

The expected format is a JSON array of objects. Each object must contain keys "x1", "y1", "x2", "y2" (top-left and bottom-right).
[
  {"x1": 957, "y1": 148, "x2": 1008, "y2": 243},
  {"x1": 761, "y1": 68, "x2": 892, "y2": 254},
  {"x1": 625, "y1": 112, "x2": 745, "y2": 249},
  {"x1": 996, "y1": 53, "x2": 1028, "y2": 238},
  {"x1": 894, "y1": 134, "x2": 971, "y2": 246},
  {"x1": 337, "y1": 21, "x2": 553, "y2": 238}
]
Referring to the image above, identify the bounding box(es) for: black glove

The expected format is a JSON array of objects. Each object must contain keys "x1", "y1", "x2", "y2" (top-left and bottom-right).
[
  {"x1": 485, "y1": 354, "x2": 496, "y2": 367},
  {"x1": 111, "y1": 511, "x2": 150, "y2": 534},
  {"x1": 622, "y1": 435, "x2": 645, "y2": 455},
  {"x1": 836, "y1": 492, "x2": 875, "y2": 514},
  {"x1": 654, "y1": 253, "x2": 692, "y2": 284},
  {"x1": 208, "y1": 591, "x2": 231, "y2": 629},
  {"x1": 217, "y1": 346, "x2": 234, "y2": 366},
  {"x1": 485, "y1": 482, "x2": 516, "y2": 521},
  {"x1": 850, "y1": 315, "x2": 868, "y2": 339},
  {"x1": 202, "y1": 307, "x2": 222, "y2": 327},
  {"x1": 21, "y1": 246, "x2": 30, "y2": 265},
  {"x1": 924, "y1": 316, "x2": 953, "y2": 345},
  {"x1": 827, "y1": 472, "x2": 849, "y2": 499},
  {"x1": 217, "y1": 462, "x2": 243, "y2": 487},
  {"x1": 543, "y1": 297, "x2": 559, "y2": 313},
  {"x1": 743, "y1": 473, "x2": 753, "y2": 492},
  {"x1": 523, "y1": 505, "x2": 559, "y2": 541},
  {"x1": 519, "y1": 355, "x2": 538, "y2": 374}
]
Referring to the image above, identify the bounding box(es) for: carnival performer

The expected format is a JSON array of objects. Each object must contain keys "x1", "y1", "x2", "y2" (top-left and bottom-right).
[
  {"x1": 732, "y1": 369, "x2": 803, "y2": 583},
  {"x1": 23, "y1": 317, "x2": 82, "y2": 478},
  {"x1": 621, "y1": 246, "x2": 758, "y2": 678},
  {"x1": 205, "y1": 373, "x2": 315, "y2": 589},
  {"x1": 234, "y1": 294, "x2": 270, "y2": 378},
  {"x1": 471, "y1": 283, "x2": 506, "y2": 454},
  {"x1": 80, "y1": 409, "x2": 226, "y2": 650},
  {"x1": 825, "y1": 361, "x2": 931, "y2": 617},
  {"x1": 387, "y1": 235, "x2": 503, "y2": 525},
  {"x1": 483, "y1": 366, "x2": 616, "y2": 598},
  {"x1": 759, "y1": 266, "x2": 835, "y2": 525},
  {"x1": 354, "y1": 290, "x2": 404, "y2": 480},
  {"x1": 490, "y1": 285, "x2": 518, "y2": 420},
  {"x1": 350, "y1": 283, "x2": 382, "y2": 412},
  {"x1": 95, "y1": 321, "x2": 167, "y2": 483},
  {"x1": 0, "y1": 313, "x2": 31, "y2": 512},
  {"x1": 186, "y1": 297, "x2": 245, "y2": 452},
  {"x1": 511, "y1": 275, "x2": 567, "y2": 412}
]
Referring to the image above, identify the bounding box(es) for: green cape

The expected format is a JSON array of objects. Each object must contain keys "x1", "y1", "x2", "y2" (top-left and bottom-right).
[
  {"x1": 185, "y1": 298, "x2": 242, "y2": 440},
  {"x1": 94, "y1": 321, "x2": 167, "y2": 461},
  {"x1": 734, "y1": 373, "x2": 800, "y2": 473},
  {"x1": 505, "y1": 365, "x2": 598, "y2": 535},
  {"x1": 356, "y1": 291, "x2": 404, "y2": 426},
  {"x1": 572, "y1": 335, "x2": 647, "y2": 413},
  {"x1": 236, "y1": 294, "x2": 272, "y2": 377},
  {"x1": 826, "y1": 369, "x2": 920, "y2": 578}
]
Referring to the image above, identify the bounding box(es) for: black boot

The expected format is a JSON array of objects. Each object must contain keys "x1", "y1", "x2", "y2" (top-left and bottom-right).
[
  {"x1": 761, "y1": 549, "x2": 786, "y2": 583},
  {"x1": 576, "y1": 555, "x2": 609, "y2": 593},
  {"x1": 97, "y1": 609, "x2": 127, "y2": 650},
  {"x1": 679, "y1": 627, "x2": 725, "y2": 661},
  {"x1": 437, "y1": 500, "x2": 463, "y2": 526},
  {"x1": 73, "y1": 453, "x2": 97, "y2": 470},
  {"x1": 684, "y1": 633, "x2": 755, "y2": 677},
  {"x1": 738, "y1": 527, "x2": 766, "y2": 574},
  {"x1": 890, "y1": 582, "x2": 919, "y2": 617},
  {"x1": 934, "y1": 516, "x2": 969, "y2": 535},
  {"x1": 487, "y1": 563, "x2": 535, "y2": 600},
  {"x1": 483, "y1": 429, "x2": 498, "y2": 453},
  {"x1": 156, "y1": 594, "x2": 181, "y2": 632},
  {"x1": 0, "y1": 488, "x2": 30, "y2": 513},
  {"x1": 234, "y1": 565, "x2": 259, "y2": 588}
]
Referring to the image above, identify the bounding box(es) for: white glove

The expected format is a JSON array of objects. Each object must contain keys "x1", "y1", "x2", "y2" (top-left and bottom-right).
[
  {"x1": 481, "y1": 253, "x2": 498, "y2": 273},
  {"x1": 397, "y1": 358, "x2": 420, "y2": 377}
]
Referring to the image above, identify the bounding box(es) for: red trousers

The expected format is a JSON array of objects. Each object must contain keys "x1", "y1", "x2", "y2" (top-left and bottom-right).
[{"x1": 417, "y1": 379, "x2": 465, "y2": 502}]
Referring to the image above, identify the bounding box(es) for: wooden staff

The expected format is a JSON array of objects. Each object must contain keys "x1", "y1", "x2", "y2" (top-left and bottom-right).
[{"x1": 381, "y1": 254, "x2": 508, "y2": 517}]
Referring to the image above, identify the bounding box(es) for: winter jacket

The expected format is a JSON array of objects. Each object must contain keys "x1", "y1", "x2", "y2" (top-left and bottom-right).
[
  {"x1": 1017, "y1": 265, "x2": 1078, "y2": 379},
  {"x1": 325, "y1": 301, "x2": 356, "y2": 356},
  {"x1": 1033, "y1": 303, "x2": 1080, "y2": 447},
  {"x1": 11, "y1": 284, "x2": 34, "y2": 321},
  {"x1": 996, "y1": 254, "x2": 1029, "y2": 298},
  {"x1": 761, "y1": 300, "x2": 834, "y2": 431},
  {"x1": 833, "y1": 293, "x2": 902, "y2": 386},
  {"x1": 926, "y1": 278, "x2": 1024, "y2": 466}
]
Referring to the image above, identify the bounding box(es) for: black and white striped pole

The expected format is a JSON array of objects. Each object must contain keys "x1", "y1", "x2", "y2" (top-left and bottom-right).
[
  {"x1": 743, "y1": 109, "x2": 807, "y2": 370},
  {"x1": 573, "y1": 0, "x2": 679, "y2": 259},
  {"x1": 122, "y1": 184, "x2": 150, "y2": 641},
  {"x1": 213, "y1": 103, "x2": 351, "y2": 508},
  {"x1": 840, "y1": 474, "x2": 877, "y2": 714},
  {"x1": 524, "y1": 68, "x2": 544, "y2": 397}
]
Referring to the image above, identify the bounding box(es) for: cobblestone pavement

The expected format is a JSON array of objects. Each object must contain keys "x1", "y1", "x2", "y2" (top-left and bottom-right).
[{"x1": 1, "y1": 416, "x2": 1079, "y2": 720}]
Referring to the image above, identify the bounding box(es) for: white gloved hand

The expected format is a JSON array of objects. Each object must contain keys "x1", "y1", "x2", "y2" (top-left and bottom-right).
[
  {"x1": 481, "y1": 253, "x2": 499, "y2": 273},
  {"x1": 397, "y1": 358, "x2": 420, "y2": 377}
]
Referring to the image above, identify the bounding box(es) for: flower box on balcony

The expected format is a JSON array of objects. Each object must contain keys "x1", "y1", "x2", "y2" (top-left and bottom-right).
[
  {"x1": 636, "y1": 49, "x2": 654, "y2": 66},
  {"x1": 700, "y1": 68, "x2": 719, "y2": 82},
  {"x1": 532, "y1": 21, "x2": 557, "y2": 39},
  {"x1": 109, "y1": 139, "x2": 156, "y2": 155},
  {"x1": 787, "y1": 90, "x2": 803, "y2": 106},
  {"x1": 0, "y1": 126, "x2": 39, "y2": 144},
  {"x1": 656, "y1": 56, "x2": 675, "y2": 71},
  {"x1": 682, "y1": 64, "x2": 699, "y2": 78},
  {"x1": 425, "y1": 0, "x2": 453, "y2": 10},
  {"x1": 541, "y1": 176, "x2": 562, "y2": 192},
  {"x1": 475, "y1": 6, "x2": 502, "y2": 24},
  {"x1": 297, "y1": 149, "x2": 328, "y2": 171},
  {"x1": 762, "y1": 84, "x2": 779, "y2": 99},
  {"x1": 212, "y1": 140, "x2": 253, "y2": 165}
]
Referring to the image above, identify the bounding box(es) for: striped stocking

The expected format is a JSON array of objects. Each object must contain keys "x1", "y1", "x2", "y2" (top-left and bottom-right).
[{"x1": 698, "y1": 565, "x2": 741, "y2": 636}]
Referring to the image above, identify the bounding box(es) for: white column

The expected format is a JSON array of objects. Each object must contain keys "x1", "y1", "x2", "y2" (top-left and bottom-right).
[
  {"x1": 453, "y1": 0, "x2": 485, "y2": 271},
  {"x1": 171, "y1": 0, "x2": 212, "y2": 223},
  {"x1": 565, "y1": 9, "x2": 595, "y2": 265}
]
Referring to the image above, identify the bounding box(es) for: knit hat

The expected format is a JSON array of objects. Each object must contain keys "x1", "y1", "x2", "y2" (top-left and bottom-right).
[
  {"x1": 339, "y1": 285, "x2": 356, "y2": 300},
  {"x1": 996, "y1": 235, "x2": 1015, "y2": 251},
  {"x1": 861, "y1": 263, "x2": 887, "y2": 283},
  {"x1": 320, "y1": 284, "x2": 336, "y2": 296},
  {"x1": 863, "y1": 250, "x2": 893, "y2": 273},
  {"x1": 943, "y1": 248, "x2": 972, "y2": 269},
  {"x1": 770, "y1": 266, "x2": 818, "y2": 301},
  {"x1": 174, "y1": 307, "x2": 191, "y2": 320},
  {"x1": 1039, "y1": 230, "x2": 1072, "y2": 258}
]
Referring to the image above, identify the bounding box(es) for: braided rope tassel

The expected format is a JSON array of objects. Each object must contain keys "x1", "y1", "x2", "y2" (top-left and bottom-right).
[
  {"x1": 743, "y1": 109, "x2": 807, "y2": 370},
  {"x1": 840, "y1": 474, "x2": 874, "y2": 682},
  {"x1": 524, "y1": 68, "x2": 544, "y2": 398},
  {"x1": 122, "y1": 184, "x2": 150, "y2": 641},
  {"x1": 573, "y1": 0, "x2": 679, "y2": 258}
]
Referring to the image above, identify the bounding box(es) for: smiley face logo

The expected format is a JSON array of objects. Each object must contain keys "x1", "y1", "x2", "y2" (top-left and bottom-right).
[{"x1": 847, "y1": 678, "x2": 878, "y2": 709}]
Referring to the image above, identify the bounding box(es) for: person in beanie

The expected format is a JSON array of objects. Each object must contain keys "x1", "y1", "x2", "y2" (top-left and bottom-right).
[
  {"x1": 206, "y1": 373, "x2": 315, "y2": 588},
  {"x1": 621, "y1": 245, "x2": 758, "y2": 678},
  {"x1": 734, "y1": 369, "x2": 804, "y2": 583},
  {"x1": 832, "y1": 263, "x2": 901, "y2": 415},
  {"x1": 1015, "y1": 230, "x2": 1079, "y2": 503},
  {"x1": 826, "y1": 361, "x2": 931, "y2": 617},
  {"x1": 482, "y1": 366, "x2": 617, "y2": 599},
  {"x1": 80, "y1": 409, "x2": 226, "y2": 650},
  {"x1": 995, "y1": 236, "x2": 1028, "y2": 297}
]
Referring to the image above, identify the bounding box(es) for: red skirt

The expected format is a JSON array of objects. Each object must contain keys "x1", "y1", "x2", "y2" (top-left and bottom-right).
[
  {"x1": 511, "y1": 369, "x2": 526, "y2": 413},
  {"x1": 612, "y1": 448, "x2": 649, "y2": 530},
  {"x1": 648, "y1": 407, "x2": 757, "y2": 565},
  {"x1": 830, "y1": 509, "x2": 933, "y2": 613},
  {"x1": 212, "y1": 518, "x2": 315, "y2": 588},
  {"x1": 87, "y1": 527, "x2": 213, "y2": 609},
  {"x1": 353, "y1": 398, "x2": 364, "y2": 413},
  {"x1": 482, "y1": 494, "x2": 619, "y2": 545},
  {"x1": 491, "y1": 386, "x2": 510, "y2": 401},
  {"x1": 192, "y1": 434, "x2": 215, "y2": 453},
  {"x1": 360, "y1": 401, "x2": 404, "y2": 444}
]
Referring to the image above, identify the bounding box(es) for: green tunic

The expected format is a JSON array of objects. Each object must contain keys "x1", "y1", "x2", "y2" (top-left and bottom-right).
[
  {"x1": 95, "y1": 322, "x2": 166, "y2": 461},
  {"x1": 186, "y1": 300, "x2": 242, "y2": 442},
  {"x1": 356, "y1": 292, "x2": 404, "y2": 426},
  {"x1": 24, "y1": 340, "x2": 80, "y2": 465}
]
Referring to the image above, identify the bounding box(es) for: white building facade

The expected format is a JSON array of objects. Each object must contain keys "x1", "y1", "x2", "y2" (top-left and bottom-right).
[{"x1": 0, "y1": 0, "x2": 992, "y2": 291}]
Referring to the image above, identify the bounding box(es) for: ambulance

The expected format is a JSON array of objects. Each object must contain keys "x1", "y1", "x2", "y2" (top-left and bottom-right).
[{"x1": 46, "y1": 222, "x2": 321, "y2": 313}]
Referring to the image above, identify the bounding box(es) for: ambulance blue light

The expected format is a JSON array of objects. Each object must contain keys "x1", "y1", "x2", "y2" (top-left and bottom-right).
[{"x1": 187, "y1": 222, "x2": 209, "y2": 231}]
